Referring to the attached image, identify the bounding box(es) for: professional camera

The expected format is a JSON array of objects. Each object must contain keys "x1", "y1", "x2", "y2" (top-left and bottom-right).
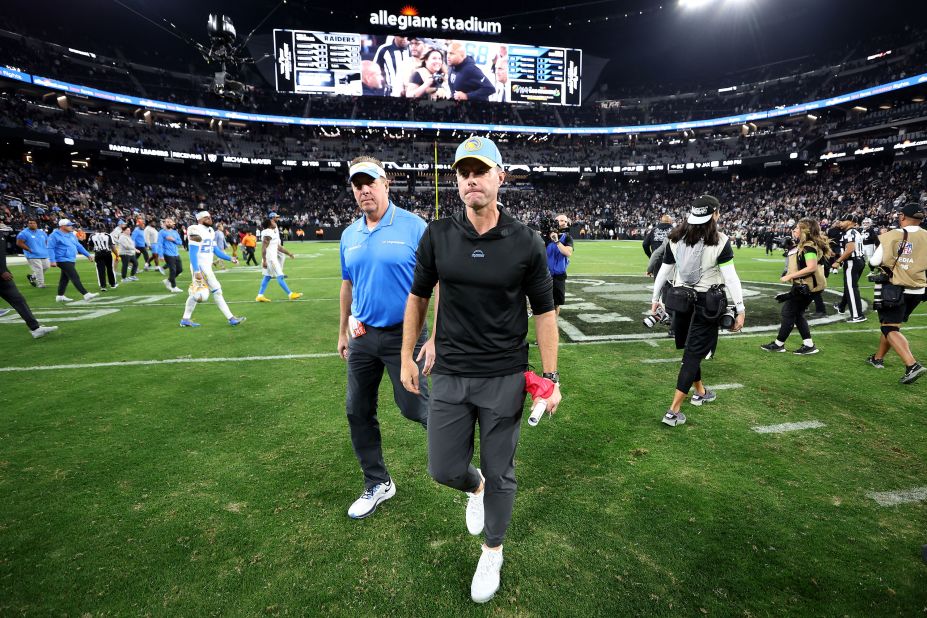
[
  {"x1": 431, "y1": 71, "x2": 446, "y2": 88},
  {"x1": 643, "y1": 306, "x2": 670, "y2": 329},
  {"x1": 538, "y1": 215, "x2": 558, "y2": 241},
  {"x1": 867, "y1": 266, "x2": 892, "y2": 284},
  {"x1": 719, "y1": 305, "x2": 737, "y2": 330}
]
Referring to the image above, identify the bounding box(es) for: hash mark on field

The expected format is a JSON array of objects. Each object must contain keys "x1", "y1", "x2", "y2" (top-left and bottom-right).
[
  {"x1": 706, "y1": 383, "x2": 743, "y2": 391},
  {"x1": 752, "y1": 420, "x2": 825, "y2": 434},
  {"x1": 865, "y1": 486, "x2": 927, "y2": 507},
  {"x1": 641, "y1": 358, "x2": 679, "y2": 364},
  {"x1": 0, "y1": 353, "x2": 340, "y2": 373}
]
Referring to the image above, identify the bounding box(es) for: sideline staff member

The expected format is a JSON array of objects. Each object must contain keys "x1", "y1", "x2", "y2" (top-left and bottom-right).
[
  {"x1": 651, "y1": 195, "x2": 746, "y2": 426},
  {"x1": 338, "y1": 156, "x2": 433, "y2": 520},
  {"x1": 760, "y1": 218, "x2": 831, "y2": 355},
  {"x1": 400, "y1": 137, "x2": 561, "y2": 604},
  {"x1": 546, "y1": 213, "x2": 574, "y2": 314},
  {"x1": 866, "y1": 202, "x2": 927, "y2": 384}
]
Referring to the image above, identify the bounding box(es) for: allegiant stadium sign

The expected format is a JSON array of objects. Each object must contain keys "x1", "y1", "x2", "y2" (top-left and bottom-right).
[{"x1": 369, "y1": 10, "x2": 502, "y2": 35}]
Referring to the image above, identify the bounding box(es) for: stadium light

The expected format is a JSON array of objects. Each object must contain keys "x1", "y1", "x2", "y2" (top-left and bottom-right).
[{"x1": 679, "y1": 0, "x2": 716, "y2": 8}]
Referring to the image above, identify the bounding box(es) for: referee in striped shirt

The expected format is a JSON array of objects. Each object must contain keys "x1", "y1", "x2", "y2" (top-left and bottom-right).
[
  {"x1": 373, "y1": 36, "x2": 410, "y2": 97},
  {"x1": 90, "y1": 228, "x2": 117, "y2": 291},
  {"x1": 833, "y1": 214, "x2": 866, "y2": 323}
]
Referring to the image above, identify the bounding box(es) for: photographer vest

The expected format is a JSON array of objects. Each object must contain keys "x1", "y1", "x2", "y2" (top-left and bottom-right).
[
  {"x1": 879, "y1": 226, "x2": 927, "y2": 291},
  {"x1": 788, "y1": 242, "x2": 827, "y2": 293},
  {"x1": 669, "y1": 232, "x2": 730, "y2": 292}
]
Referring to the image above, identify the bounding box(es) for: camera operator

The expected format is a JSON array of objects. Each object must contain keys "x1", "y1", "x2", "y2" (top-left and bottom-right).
[
  {"x1": 650, "y1": 195, "x2": 746, "y2": 427},
  {"x1": 406, "y1": 49, "x2": 451, "y2": 100},
  {"x1": 546, "y1": 213, "x2": 574, "y2": 315},
  {"x1": 761, "y1": 218, "x2": 831, "y2": 355},
  {"x1": 832, "y1": 214, "x2": 866, "y2": 323},
  {"x1": 865, "y1": 203, "x2": 927, "y2": 384},
  {"x1": 642, "y1": 214, "x2": 673, "y2": 258}
]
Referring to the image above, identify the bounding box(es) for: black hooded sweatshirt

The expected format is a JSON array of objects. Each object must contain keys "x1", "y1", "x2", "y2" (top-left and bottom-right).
[{"x1": 410, "y1": 207, "x2": 554, "y2": 377}]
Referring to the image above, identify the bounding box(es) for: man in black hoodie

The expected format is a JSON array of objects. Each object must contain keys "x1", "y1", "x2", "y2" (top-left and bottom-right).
[
  {"x1": 447, "y1": 42, "x2": 496, "y2": 102},
  {"x1": 400, "y1": 136, "x2": 561, "y2": 604}
]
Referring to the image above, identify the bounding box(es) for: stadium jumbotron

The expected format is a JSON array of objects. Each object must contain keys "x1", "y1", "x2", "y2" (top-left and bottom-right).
[{"x1": 1, "y1": 0, "x2": 926, "y2": 613}]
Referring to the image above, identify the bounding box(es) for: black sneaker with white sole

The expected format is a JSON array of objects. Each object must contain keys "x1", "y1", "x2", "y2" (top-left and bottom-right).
[
  {"x1": 900, "y1": 363, "x2": 927, "y2": 385},
  {"x1": 793, "y1": 345, "x2": 819, "y2": 355},
  {"x1": 847, "y1": 316, "x2": 867, "y2": 324},
  {"x1": 760, "y1": 342, "x2": 785, "y2": 353},
  {"x1": 866, "y1": 354, "x2": 884, "y2": 369}
]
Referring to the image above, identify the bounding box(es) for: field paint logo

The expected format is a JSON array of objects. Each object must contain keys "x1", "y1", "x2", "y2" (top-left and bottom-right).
[{"x1": 0, "y1": 294, "x2": 174, "y2": 325}]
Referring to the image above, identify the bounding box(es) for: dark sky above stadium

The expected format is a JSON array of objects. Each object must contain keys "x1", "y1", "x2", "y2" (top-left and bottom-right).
[{"x1": 1, "y1": 0, "x2": 924, "y2": 94}]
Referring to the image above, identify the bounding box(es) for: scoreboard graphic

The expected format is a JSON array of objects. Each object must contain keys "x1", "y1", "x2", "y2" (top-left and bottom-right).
[{"x1": 273, "y1": 29, "x2": 582, "y2": 106}]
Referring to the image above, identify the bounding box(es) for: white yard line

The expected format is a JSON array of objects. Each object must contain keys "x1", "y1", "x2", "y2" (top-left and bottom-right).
[
  {"x1": 865, "y1": 486, "x2": 927, "y2": 507},
  {"x1": 752, "y1": 420, "x2": 825, "y2": 434},
  {"x1": 641, "y1": 358, "x2": 679, "y2": 364},
  {"x1": 706, "y1": 383, "x2": 744, "y2": 391},
  {"x1": 0, "y1": 353, "x2": 341, "y2": 373}
]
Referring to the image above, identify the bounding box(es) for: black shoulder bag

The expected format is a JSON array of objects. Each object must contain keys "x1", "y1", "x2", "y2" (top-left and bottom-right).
[{"x1": 872, "y1": 230, "x2": 908, "y2": 309}]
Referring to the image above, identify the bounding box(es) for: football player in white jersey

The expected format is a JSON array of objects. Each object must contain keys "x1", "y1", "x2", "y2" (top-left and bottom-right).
[
  {"x1": 180, "y1": 210, "x2": 246, "y2": 327},
  {"x1": 255, "y1": 217, "x2": 302, "y2": 302}
]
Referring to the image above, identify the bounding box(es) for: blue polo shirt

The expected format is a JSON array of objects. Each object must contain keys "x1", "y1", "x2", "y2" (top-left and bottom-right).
[
  {"x1": 16, "y1": 228, "x2": 49, "y2": 259},
  {"x1": 157, "y1": 228, "x2": 182, "y2": 257},
  {"x1": 340, "y1": 201, "x2": 427, "y2": 327},
  {"x1": 132, "y1": 227, "x2": 147, "y2": 249}
]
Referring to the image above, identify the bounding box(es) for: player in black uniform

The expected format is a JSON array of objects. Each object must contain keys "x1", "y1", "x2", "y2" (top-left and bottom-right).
[
  {"x1": 860, "y1": 217, "x2": 881, "y2": 264},
  {"x1": 642, "y1": 214, "x2": 673, "y2": 258}
]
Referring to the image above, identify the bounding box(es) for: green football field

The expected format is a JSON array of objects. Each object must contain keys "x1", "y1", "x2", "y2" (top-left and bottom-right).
[{"x1": 1, "y1": 241, "x2": 925, "y2": 616}]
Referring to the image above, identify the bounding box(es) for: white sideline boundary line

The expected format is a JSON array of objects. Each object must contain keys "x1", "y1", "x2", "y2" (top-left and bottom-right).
[
  {"x1": 0, "y1": 353, "x2": 340, "y2": 373},
  {"x1": 865, "y1": 486, "x2": 927, "y2": 507},
  {"x1": 753, "y1": 420, "x2": 825, "y2": 434}
]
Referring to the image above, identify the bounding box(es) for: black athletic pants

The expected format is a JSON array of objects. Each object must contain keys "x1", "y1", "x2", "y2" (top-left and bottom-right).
[
  {"x1": 94, "y1": 251, "x2": 115, "y2": 288},
  {"x1": 777, "y1": 294, "x2": 813, "y2": 343},
  {"x1": 839, "y1": 257, "x2": 865, "y2": 318},
  {"x1": 672, "y1": 301, "x2": 721, "y2": 394},
  {"x1": 345, "y1": 324, "x2": 429, "y2": 489},
  {"x1": 428, "y1": 372, "x2": 526, "y2": 548},
  {"x1": 164, "y1": 255, "x2": 182, "y2": 287},
  {"x1": 244, "y1": 247, "x2": 257, "y2": 266},
  {"x1": 56, "y1": 262, "x2": 88, "y2": 296},
  {"x1": 120, "y1": 254, "x2": 138, "y2": 278},
  {"x1": 0, "y1": 276, "x2": 39, "y2": 331},
  {"x1": 138, "y1": 246, "x2": 150, "y2": 266}
]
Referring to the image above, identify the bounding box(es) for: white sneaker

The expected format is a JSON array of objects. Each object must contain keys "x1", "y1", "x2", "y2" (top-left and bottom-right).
[
  {"x1": 31, "y1": 325, "x2": 59, "y2": 339},
  {"x1": 347, "y1": 479, "x2": 396, "y2": 519},
  {"x1": 83, "y1": 292, "x2": 99, "y2": 301},
  {"x1": 162, "y1": 278, "x2": 172, "y2": 291},
  {"x1": 466, "y1": 469, "x2": 486, "y2": 535},
  {"x1": 158, "y1": 267, "x2": 166, "y2": 274},
  {"x1": 470, "y1": 545, "x2": 503, "y2": 603},
  {"x1": 171, "y1": 287, "x2": 183, "y2": 293},
  {"x1": 55, "y1": 295, "x2": 74, "y2": 302}
]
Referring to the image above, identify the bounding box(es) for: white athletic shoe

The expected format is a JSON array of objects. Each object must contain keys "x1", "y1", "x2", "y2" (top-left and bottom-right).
[
  {"x1": 158, "y1": 267, "x2": 166, "y2": 275},
  {"x1": 30, "y1": 325, "x2": 58, "y2": 339},
  {"x1": 347, "y1": 479, "x2": 396, "y2": 519},
  {"x1": 162, "y1": 278, "x2": 172, "y2": 291},
  {"x1": 470, "y1": 545, "x2": 503, "y2": 604},
  {"x1": 83, "y1": 292, "x2": 99, "y2": 301},
  {"x1": 55, "y1": 295, "x2": 74, "y2": 302},
  {"x1": 466, "y1": 469, "x2": 486, "y2": 535},
  {"x1": 170, "y1": 287, "x2": 183, "y2": 293}
]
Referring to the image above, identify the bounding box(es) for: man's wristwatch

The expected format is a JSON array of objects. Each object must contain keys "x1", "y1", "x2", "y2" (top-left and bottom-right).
[{"x1": 542, "y1": 371, "x2": 560, "y2": 384}]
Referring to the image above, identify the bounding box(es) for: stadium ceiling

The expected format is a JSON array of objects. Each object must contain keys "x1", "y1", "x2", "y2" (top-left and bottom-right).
[{"x1": 3, "y1": 0, "x2": 927, "y2": 90}]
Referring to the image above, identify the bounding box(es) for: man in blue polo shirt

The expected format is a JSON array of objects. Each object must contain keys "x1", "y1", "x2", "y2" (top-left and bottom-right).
[
  {"x1": 16, "y1": 219, "x2": 50, "y2": 288},
  {"x1": 131, "y1": 220, "x2": 149, "y2": 274},
  {"x1": 338, "y1": 155, "x2": 433, "y2": 520}
]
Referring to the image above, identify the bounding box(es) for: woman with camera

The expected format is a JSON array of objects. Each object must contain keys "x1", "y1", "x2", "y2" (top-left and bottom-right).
[
  {"x1": 406, "y1": 49, "x2": 451, "y2": 100},
  {"x1": 650, "y1": 195, "x2": 747, "y2": 427},
  {"x1": 760, "y1": 218, "x2": 832, "y2": 355}
]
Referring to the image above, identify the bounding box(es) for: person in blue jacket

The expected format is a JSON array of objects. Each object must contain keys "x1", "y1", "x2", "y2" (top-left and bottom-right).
[
  {"x1": 47, "y1": 219, "x2": 98, "y2": 302},
  {"x1": 447, "y1": 42, "x2": 496, "y2": 102}
]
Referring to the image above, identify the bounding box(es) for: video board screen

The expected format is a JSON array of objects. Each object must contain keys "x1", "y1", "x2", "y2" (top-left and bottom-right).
[{"x1": 273, "y1": 29, "x2": 582, "y2": 106}]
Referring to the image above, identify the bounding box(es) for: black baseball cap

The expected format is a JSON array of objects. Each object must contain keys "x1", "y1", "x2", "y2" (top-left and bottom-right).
[
  {"x1": 687, "y1": 195, "x2": 720, "y2": 225},
  {"x1": 900, "y1": 202, "x2": 925, "y2": 219}
]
